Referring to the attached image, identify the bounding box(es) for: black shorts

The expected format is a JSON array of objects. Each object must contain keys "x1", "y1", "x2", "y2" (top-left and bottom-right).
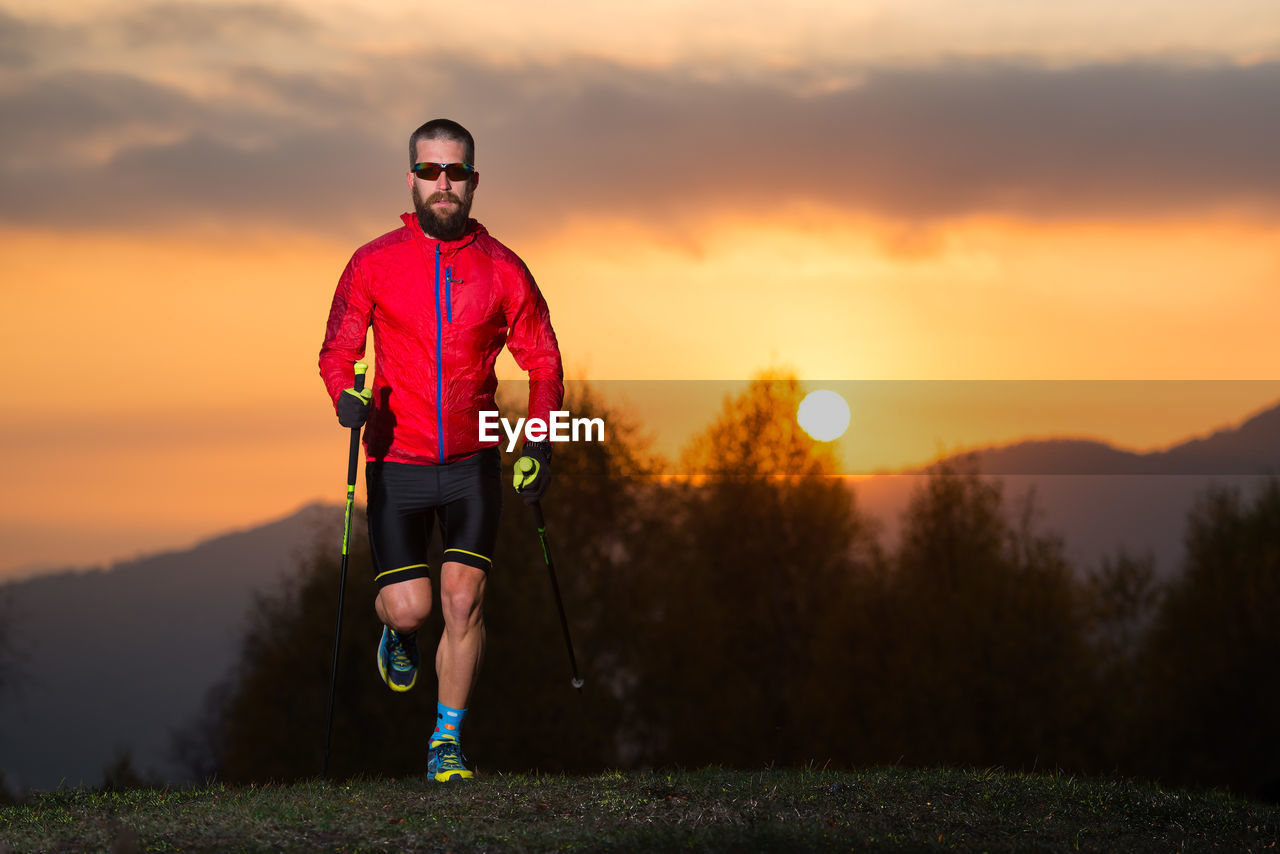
[{"x1": 366, "y1": 449, "x2": 502, "y2": 589}]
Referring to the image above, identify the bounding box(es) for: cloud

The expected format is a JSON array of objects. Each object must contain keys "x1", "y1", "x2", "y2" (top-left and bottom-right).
[
  {"x1": 482, "y1": 58, "x2": 1280, "y2": 226},
  {"x1": 0, "y1": 71, "x2": 201, "y2": 154},
  {"x1": 113, "y1": 1, "x2": 317, "y2": 47},
  {"x1": 1, "y1": 5, "x2": 1278, "y2": 243},
  {"x1": 0, "y1": 7, "x2": 60, "y2": 69}
]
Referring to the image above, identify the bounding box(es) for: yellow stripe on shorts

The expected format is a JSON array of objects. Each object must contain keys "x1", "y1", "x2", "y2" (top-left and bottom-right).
[
  {"x1": 374, "y1": 563, "x2": 429, "y2": 582},
  {"x1": 444, "y1": 548, "x2": 492, "y2": 565}
]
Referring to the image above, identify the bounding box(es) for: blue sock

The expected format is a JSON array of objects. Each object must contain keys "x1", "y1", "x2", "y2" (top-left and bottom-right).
[{"x1": 432, "y1": 702, "x2": 467, "y2": 744}]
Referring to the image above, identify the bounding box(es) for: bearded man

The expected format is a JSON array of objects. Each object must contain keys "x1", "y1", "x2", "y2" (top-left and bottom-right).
[{"x1": 319, "y1": 118, "x2": 563, "y2": 781}]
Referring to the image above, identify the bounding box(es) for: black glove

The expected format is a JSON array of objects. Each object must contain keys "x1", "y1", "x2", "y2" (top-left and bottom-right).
[
  {"x1": 513, "y1": 440, "x2": 553, "y2": 504},
  {"x1": 337, "y1": 386, "x2": 372, "y2": 428}
]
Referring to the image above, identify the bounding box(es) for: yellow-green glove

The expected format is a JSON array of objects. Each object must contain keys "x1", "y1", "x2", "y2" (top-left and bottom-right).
[{"x1": 513, "y1": 441, "x2": 553, "y2": 504}]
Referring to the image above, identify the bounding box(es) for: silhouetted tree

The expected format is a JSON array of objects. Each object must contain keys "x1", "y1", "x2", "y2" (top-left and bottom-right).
[
  {"x1": 636, "y1": 374, "x2": 884, "y2": 768},
  {"x1": 210, "y1": 527, "x2": 395, "y2": 781},
  {"x1": 0, "y1": 591, "x2": 16, "y2": 701},
  {"x1": 1132, "y1": 478, "x2": 1280, "y2": 795},
  {"x1": 1083, "y1": 550, "x2": 1162, "y2": 667},
  {"x1": 876, "y1": 460, "x2": 1094, "y2": 771},
  {"x1": 170, "y1": 675, "x2": 236, "y2": 783},
  {"x1": 100, "y1": 748, "x2": 160, "y2": 791},
  {"x1": 1076, "y1": 550, "x2": 1163, "y2": 771},
  {"x1": 0, "y1": 597, "x2": 21, "y2": 803}
]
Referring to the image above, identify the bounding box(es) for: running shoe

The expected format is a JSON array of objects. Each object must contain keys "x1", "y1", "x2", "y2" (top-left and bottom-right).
[
  {"x1": 427, "y1": 739, "x2": 473, "y2": 782},
  {"x1": 376, "y1": 626, "x2": 419, "y2": 692}
]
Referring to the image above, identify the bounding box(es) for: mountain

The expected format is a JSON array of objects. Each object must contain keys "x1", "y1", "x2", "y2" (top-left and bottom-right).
[
  {"x1": 941, "y1": 402, "x2": 1280, "y2": 476},
  {"x1": 1160, "y1": 403, "x2": 1280, "y2": 473},
  {"x1": 0, "y1": 503, "x2": 340, "y2": 793},
  {"x1": 855, "y1": 400, "x2": 1280, "y2": 575}
]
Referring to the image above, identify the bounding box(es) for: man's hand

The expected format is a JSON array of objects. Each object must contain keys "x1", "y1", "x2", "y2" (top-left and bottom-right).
[
  {"x1": 337, "y1": 386, "x2": 372, "y2": 428},
  {"x1": 513, "y1": 441, "x2": 553, "y2": 504}
]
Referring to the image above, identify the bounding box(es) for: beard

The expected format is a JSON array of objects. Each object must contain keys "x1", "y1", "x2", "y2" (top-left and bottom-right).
[{"x1": 413, "y1": 184, "x2": 474, "y2": 241}]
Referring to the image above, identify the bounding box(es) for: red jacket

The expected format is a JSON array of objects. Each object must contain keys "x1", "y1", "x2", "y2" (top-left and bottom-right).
[{"x1": 319, "y1": 214, "x2": 563, "y2": 464}]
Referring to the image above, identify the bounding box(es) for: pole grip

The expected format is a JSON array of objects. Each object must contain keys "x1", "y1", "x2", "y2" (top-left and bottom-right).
[{"x1": 345, "y1": 362, "x2": 367, "y2": 488}]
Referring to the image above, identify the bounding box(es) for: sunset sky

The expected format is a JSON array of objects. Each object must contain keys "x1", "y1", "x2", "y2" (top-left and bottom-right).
[{"x1": 1, "y1": 0, "x2": 1278, "y2": 577}]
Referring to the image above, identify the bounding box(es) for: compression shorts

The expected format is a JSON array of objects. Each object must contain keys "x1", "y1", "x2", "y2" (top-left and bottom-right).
[{"x1": 366, "y1": 449, "x2": 502, "y2": 589}]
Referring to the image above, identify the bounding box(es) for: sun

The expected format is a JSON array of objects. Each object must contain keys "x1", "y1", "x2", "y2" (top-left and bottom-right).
[{"x1": 797, "y1": 389, "x2": 851, "y2": 442}]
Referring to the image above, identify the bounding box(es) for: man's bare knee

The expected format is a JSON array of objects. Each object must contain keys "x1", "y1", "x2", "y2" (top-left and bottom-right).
[
  {"x1": 377, "y1": 579, "x2": 433, "y2": 634},
  {"x1": 440, "y1": 587, "x2": 482, "y2": 628},
  {"x1": 440, "y1": 563, "x2": 486, "y2": 629}
]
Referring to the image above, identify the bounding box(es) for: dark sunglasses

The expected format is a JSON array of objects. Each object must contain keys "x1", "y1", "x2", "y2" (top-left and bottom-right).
[{"x1": 412, "y1": 162, "x2": 476, "y2": 181}]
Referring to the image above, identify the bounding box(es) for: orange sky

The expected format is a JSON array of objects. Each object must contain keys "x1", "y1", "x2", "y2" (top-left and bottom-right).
[{"x1": 1, "y1": 1, "x2": 1278, "y2": 577}]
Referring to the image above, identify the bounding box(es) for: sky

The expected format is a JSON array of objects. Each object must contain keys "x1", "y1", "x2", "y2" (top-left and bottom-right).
[{"x1": 1, "y1": 0, "x2": 1278, "y2": 577}]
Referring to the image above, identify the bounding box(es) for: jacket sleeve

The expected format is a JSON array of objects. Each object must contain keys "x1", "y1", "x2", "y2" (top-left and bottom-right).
[
  {"x1": 504, "y1": 262, "x2": 564, "y2": 427},
  {"x1": 318, "y1": 254, "x2": 373, "y2": 409}
]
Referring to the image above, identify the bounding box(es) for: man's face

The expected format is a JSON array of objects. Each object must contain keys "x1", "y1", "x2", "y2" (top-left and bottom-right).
[{"x1": 407, "y1": 138, "x2": 478, "y2": 241}]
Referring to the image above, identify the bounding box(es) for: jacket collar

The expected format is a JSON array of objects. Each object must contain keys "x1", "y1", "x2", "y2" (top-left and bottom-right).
[{"x1": 401, "y1": 212, "x2": 485, "y2": 253}]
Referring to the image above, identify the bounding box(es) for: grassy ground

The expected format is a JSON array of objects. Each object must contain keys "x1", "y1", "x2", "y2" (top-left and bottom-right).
[{"x1": 1, "y1": 766, "x2": 1277, "y2": 853}]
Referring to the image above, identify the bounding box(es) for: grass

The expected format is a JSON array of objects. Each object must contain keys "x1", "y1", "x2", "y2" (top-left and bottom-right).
[{"x1": 1, "y1": 766, "x2": 1277, "y2": 853}]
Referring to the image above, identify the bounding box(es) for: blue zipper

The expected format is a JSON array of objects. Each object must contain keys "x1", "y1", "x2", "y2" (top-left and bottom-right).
[{"x1": 434, "y1": 244, "x2": 445, "y2": 461}]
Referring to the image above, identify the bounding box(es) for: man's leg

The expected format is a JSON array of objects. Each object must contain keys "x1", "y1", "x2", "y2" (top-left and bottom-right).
[
  {"x1": 428, "y1": 449, "x2": 498, "y2": 780},
  {"x1": 367, "y1": 460, "x2": 436, "y2": 692},
  {"x1": 436, "y1": 561, "x2": 487, "y2": 709},
  {"x1": 426, "y1": 561, "x2": 486, "y2": 781}
]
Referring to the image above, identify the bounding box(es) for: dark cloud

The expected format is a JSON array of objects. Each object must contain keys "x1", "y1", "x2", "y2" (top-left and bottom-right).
[
  {"x1": 480, "y1": 58, "x2": 1280, "y2": 227},
  {"x1": 1, "y1": 43, "x2": 1278, "y2": 241},
  {"x1": 115, "y1": 1, "x2": 317, "y2": 47},
  {"x1": 1, "y1": 123, "x2": 399, "y2": 236},
  {"x1": 0, "y1": 10, "x2": 29, "y2": 67},
  {"x1": 0, "y1": 8, "x2": 60, "y2": 69},
  {"x1": 0, "y1": 70, "x2": 201, "y2": 153},
  {"x1": 0, "y1": 62, "x2": 402, "y2": 235}
]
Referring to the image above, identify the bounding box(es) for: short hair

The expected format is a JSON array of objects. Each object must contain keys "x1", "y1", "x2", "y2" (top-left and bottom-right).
[{"x1": 409, "y1": 119, "x2": 475, "y2": 167}]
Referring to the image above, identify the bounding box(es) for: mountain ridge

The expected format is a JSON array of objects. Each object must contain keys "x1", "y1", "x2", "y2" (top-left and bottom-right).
[
  {"x1": 0, "y1": 502, "x2": 340, "y2": 792},
  {"x1": 919, "y1": 399, "x2": 1280, "y2": 475}
]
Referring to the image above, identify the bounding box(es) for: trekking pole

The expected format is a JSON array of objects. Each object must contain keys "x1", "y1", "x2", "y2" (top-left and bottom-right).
[
  {"x1": 521, "y1": 490, "x2": 585, "y2": 692},
  {"x1": 323, "y1": 361, "x2": 367, "y2": 779}
]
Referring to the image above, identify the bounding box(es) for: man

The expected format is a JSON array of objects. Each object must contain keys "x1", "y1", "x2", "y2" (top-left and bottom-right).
[{"x1": 319, "y1": 118, "x2": 563, "y2": 782}]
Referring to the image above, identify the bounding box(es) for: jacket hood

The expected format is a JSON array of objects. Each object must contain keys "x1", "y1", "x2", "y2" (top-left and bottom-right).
[{"x1": 400, "y1": 212, "x2": 486, "y2": 252}]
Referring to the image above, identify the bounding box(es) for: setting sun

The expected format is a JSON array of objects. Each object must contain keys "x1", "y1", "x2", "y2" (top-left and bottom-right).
[{"x1": 797, "y1": 390, "x2": 852, "y2": 442}]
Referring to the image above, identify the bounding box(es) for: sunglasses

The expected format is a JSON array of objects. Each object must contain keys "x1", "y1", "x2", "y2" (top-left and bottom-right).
[{"x1": 412, "y1": 162, "x2": 476, "y2": 181}]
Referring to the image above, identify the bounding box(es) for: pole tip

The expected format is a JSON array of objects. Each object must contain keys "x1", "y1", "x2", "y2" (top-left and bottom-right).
[{"x1": 572, "y1": 677, "x2": 585, "y2": 691}]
